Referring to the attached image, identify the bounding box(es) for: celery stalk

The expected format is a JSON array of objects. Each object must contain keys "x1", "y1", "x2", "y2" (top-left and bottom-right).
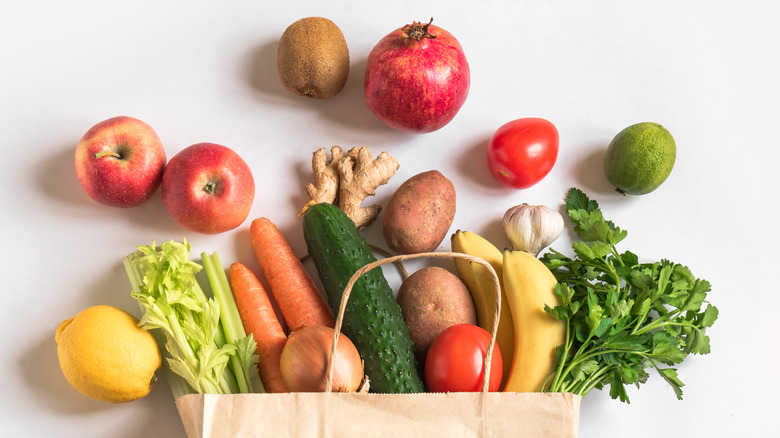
[
  {"x1": 201, "y1": 251, "x2": 264, "y2": 394},
  {"x1": 123, "y1": 240, "x2": 260, "y2": 398}
]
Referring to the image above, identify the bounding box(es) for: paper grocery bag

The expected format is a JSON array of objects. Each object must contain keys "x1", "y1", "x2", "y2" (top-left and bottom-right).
[
  {"x1": 175, "y1": 391, "x2": 581, "y2": 438},
  {"x1": 176, "y1": 252, "x2": 581, "y2": 437}
]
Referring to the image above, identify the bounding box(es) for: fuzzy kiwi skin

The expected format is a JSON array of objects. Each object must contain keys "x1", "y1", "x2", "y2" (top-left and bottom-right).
[{"x1": 277, "y1": 17, "x2": 349, "y2": 99}]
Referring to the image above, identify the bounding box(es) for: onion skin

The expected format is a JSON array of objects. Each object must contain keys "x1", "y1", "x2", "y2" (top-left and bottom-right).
[
  {"x1": 365, "y1": 19, "x2": 470, "y2": 133},
  {"x1": 280, "y1": 326, "x2": 364, "y2": 393}
]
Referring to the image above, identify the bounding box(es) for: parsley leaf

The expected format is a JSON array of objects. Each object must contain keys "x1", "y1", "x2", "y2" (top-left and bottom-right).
[{"x1": 541, "y1": 188, "x2": 718, "y2": 403}]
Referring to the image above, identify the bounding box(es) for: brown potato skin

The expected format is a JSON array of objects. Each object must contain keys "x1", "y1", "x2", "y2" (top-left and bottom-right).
[
  {"x1": 383, "y1": 170, "x2": 456, "y2": 254},
  {"x1": 396, "y1": 267, "x2": 476, "y2": 360}
]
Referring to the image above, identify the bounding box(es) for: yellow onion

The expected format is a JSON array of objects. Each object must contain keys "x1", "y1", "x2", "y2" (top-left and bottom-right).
[{"x1": 280, "y1": 325, "x2": 364, "y2": 392}]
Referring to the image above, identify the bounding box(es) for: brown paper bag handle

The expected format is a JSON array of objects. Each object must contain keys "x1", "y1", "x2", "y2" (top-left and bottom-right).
[{"x1": 326, "y1": 251, "x2": 502, "y2": 394}]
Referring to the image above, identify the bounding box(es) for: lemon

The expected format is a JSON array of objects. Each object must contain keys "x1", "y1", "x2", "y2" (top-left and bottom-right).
[
  {"x1": 603, "y1": 122, "x2": 676, "y2": 195},
  {"x1": 55, "y1": 305, "x2": 162, "y2": 403}
]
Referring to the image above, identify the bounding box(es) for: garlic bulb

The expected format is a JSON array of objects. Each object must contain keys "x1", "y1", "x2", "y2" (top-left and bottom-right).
[{"x1": 503, "y1": 204, "x2": 564, "y2": 256}]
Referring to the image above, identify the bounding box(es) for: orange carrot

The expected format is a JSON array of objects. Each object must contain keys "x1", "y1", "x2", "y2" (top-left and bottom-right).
[
  {"x1": 250, "y1": 217, "x2": 335, "y2": 332},
  {"x1": 228, "y1": 262, "x2": 290, "y2": 393}
]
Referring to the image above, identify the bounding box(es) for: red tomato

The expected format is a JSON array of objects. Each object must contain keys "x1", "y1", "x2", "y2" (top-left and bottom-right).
[
  {"x1": 424, "y1": 324, "x2": 502, "y2": 392},
  {"x1": 486, "y1": 117, "x2": 559, "y2": 189}
]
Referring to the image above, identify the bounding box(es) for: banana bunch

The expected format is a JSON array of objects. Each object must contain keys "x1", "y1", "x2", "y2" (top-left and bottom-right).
[
  {"x1": 451, "y1": 230, "x2": 565, "y2": 392},
  {"x1": 451, "y1": 231, "x2": 514, "y2": 387},
  {"x1": 501, "y1": 249, "x2": 565, "y2": 392}
]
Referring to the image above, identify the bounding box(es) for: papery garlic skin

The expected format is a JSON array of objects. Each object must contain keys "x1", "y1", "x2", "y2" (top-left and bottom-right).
[{"x1": 503, "y1": 204, "x2": 564, "y2": 256}]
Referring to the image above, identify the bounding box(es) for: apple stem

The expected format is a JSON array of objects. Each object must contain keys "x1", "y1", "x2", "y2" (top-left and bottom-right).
[{"x1": 94, "y1": 150, "x2": 122, "y2": 160}]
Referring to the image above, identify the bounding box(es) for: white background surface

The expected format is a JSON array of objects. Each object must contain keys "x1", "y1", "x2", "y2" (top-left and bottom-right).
[{"x1": 2, "y1": 1, "x2": 777, "y2": 437}]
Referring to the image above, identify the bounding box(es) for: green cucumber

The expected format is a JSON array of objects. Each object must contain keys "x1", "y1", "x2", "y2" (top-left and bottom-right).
[{"x1": 302, "y1": 202, "x2": 424, "y2": 393}]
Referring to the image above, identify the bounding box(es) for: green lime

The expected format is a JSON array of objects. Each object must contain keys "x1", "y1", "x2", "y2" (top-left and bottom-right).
[{"x1": 603, "y1": 122, "x2": 676, "y2": 195}]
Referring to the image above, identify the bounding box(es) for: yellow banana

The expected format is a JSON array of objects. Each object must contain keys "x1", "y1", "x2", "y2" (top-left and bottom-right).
[
  {"x1": 502, "y1": 249, "x2": 565, "y2": 392},
  {"x1": 450, "y1": 230, "x2": 514, "y2": 387}
]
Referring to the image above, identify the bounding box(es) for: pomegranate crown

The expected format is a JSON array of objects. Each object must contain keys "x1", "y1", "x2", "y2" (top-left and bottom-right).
[{"x1": 401, "y1": 18, "x2": 437, "y2": 41}]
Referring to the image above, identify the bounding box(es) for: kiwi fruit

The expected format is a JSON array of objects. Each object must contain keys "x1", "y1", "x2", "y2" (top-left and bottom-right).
[{"x1": 277, "y1": 17, "x2": 349, "y2": 99}]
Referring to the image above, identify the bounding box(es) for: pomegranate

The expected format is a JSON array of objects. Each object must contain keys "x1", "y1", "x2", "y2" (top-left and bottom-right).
[{"x1": 364, "y1": 19, "x2": 470, "y2": 133}]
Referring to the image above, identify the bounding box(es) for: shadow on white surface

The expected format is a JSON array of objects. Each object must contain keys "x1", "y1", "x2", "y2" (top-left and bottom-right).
[
  {"x1": 291, "y1": 158, "x2": 315, "y2": 216},
  {"x1": 35, "y1": 139, "x2": 185, "y2": 235},
  {"x1": 36, "y1": 297, "x2": 191, "y2": 438},
  {"x1": 24, "y1": 316, "x2": 183, "y2": 438},
  {"x1": 454, "y1": 138, "x2": 503, "y2": 191},
  {"x1": 37, "y1": 144, "x2": 97, "y2": 210},
  {"x1": 571, "y1": 145, "x2": 615, "y2": 197},
  {"x1": 472, "y1": 215, "x2": 507, "y2": 251},
  {"x1": 240, "y1": 35, "x2": 415, "y2": 145},
  {"x1": 242, "y1": 39, "x2": 290, "y2": 102},
  {"x1": 22, "y1": 329, "x2": 115, "y2": 415}
]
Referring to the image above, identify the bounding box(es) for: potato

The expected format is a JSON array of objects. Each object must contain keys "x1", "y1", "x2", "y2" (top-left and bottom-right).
[
  {"x1": 396, "y1": 267, "x2": 476, "y2": 359},
  {"x1": 383, "y1": 170, "x2": 456, "y2": 254}
]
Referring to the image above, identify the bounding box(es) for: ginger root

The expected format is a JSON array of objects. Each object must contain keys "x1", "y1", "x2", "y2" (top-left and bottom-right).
[
  {"x1": 301, "y1": 146, "x2": 399, "y2": 229},
  {"x1": 304, "y1": 146, "x2": 344, "y2": 206}
]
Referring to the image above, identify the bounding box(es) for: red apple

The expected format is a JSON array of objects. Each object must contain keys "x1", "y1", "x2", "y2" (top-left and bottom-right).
[
  {"x1": 74, "y1": 116, "x2": 166, "y2": 207},
  {"x1": 161, "y1": 143, "x2": 255, "y2": 234}
]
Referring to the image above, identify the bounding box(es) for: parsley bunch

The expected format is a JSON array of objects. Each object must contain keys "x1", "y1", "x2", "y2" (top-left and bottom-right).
[{"x1": 541, "y1": 188, "x2": 718, "y2": 402}]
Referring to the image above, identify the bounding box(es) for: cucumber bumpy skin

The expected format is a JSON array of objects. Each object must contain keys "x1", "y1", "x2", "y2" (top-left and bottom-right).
[{"x1": 302, "y1": 203, "x2": 424, "y2": 393}]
